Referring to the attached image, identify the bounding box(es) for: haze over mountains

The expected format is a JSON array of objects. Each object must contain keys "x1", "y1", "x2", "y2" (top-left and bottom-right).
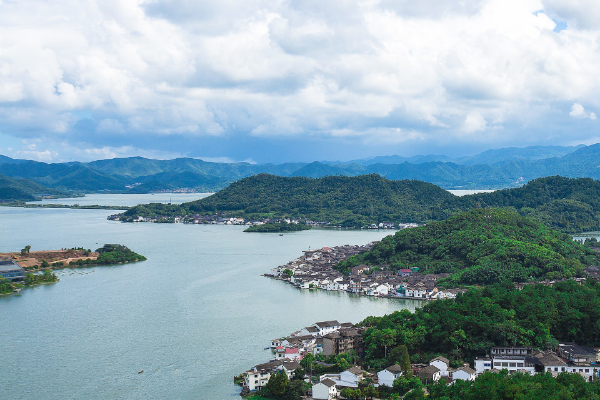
[{"x1": 0, "y1": 144, "x2": 598, "y2": 196}]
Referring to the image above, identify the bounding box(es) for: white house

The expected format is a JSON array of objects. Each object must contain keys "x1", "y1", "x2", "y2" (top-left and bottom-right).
[
  {"x1": 430, "y1": 356, "x2": 451, "y2": 378},
  {"x1": 313, "y1": 321, "x2": 341, "y2": 336},
  {"x1": 453, "y1": 366, "x2": 477, "y2": 381},
  {"x1": 405, "y1": 286, "x2": 427, "y2": 298},
  {"x1": 369, "y1": 284, "x2": 390, "y2": 296},
  {"x1": 244, "y1": 361, "x2": 282, "y2": 391},
  {"x1": 312, "y1": 378, "x2": 338, "y2": 400},
  {"x1": 377, "y1": 364, "x2": 403, "y2": 387},
  {"x1": 300, "y1": 326, "x2": 320, "y2": 337},
  {"x1": 282, "y1": 361, "x2": 300, "y2": 379},
  {"x1": 319, "y1": 279, "x2": 331, "y2": 290},
  {"x1": 492, "y1": 355, "x2": 536, "y2": 374},
  {"x1": 340, "y1": 367, "x2": 363, "y2": 386},
  {"x1": 532, "y1": 351, "x2": 567, "y2": 373},
  {"x1": 474, "y1": 357, "x2": 492, "y2": 374}
]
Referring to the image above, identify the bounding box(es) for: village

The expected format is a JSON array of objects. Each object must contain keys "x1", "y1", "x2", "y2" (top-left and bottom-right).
[
  {"x1": 239, "y1": 320, "x2": 600, "y2": 399},
  {"x1": 264, "y1": 244, "x2": 600, "y2": 302},
  {"x1": 108, "y1": 211, "x2": 420, "y2": 231},
  {"x1": 264, "y1": 244, "x2": 467, "y2": 301}
]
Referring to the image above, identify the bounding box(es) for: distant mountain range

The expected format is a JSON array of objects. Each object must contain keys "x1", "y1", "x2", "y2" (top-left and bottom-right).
[{"x1": 0, "y1": 144, "x2": 597, "y2": 194}]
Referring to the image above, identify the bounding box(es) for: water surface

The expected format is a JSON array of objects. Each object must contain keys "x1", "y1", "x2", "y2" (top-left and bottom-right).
[{"x1": 0, "y1": 195, "x2": 420, "y2": 400}]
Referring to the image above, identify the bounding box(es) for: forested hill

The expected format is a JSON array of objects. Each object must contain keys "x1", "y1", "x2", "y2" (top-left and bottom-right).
[
  {"x1": 463, "y1": 176, "x2": 600, "y2": 233},
  {"x1": 336, "y1": 208, "x2": 600, "y2": 285},
  {"x1": 0, "y1": 173, "x2": 67, "y2": 202},
  {"x1": 123, "y1": 174, "x2": 460, "y2": 226},
  {"x1": 122, "y1": 175, "x2": 600, "y2": 233}
]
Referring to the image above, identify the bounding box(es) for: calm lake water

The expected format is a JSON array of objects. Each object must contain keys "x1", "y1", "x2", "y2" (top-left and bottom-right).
[
  {"x1": 27, "y1": 192, "x2": 212, "y2": 206},
  {"x1": 447, "y1": 189, "x2": 496, "y2": 196},
  {"x1": 0, "y1": 195, "x2": 421, "y2": 400}
]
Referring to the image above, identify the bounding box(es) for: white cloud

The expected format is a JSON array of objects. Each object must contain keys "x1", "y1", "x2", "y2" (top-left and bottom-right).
[
  {"x1": 570, "y1": 103, "x2": 597, "y2": 120},
  {"x1": 463, "y1": 112, "x2": 488, "y2": 133},
  {"x1": 1, "y1": 0, "x2": 600, "y2": 160}
]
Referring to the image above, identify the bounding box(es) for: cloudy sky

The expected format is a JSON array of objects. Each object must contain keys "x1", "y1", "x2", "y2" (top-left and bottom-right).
[{"x1": 0, "y1": 0, "x2": 599, "y2": 164}]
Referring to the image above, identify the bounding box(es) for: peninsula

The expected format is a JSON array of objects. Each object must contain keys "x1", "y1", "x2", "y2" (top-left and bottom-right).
[
  {"x1": 0, "y1": 244, "x2": 146, "y2": 295},
  {"x1": 265, "y1": 209, "x2": 600, "y2": 301},
  {"x1": 111, "y1": 175, "x2": 600, "y2": 233}
]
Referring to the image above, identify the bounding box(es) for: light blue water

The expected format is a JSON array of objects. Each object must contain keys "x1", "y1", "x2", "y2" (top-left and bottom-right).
[
  {"x1": 0, "y1": 197, "x2": 421, "y2": 400},
  {"x1": 27, "y1": 192, "x2": 211, "y2": 206}
]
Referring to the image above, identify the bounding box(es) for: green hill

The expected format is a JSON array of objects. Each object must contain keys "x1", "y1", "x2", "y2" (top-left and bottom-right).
[
  {"x1": 467, "y1": 176, "x2": 600, "y2": 233},
  {"x1": 123, "y1": 174, "x2": 460, "y2": 226},
  {"x1": 121, "y1": 174, "x2": 600, "y2": 233},
  {"x1": 336, "y1": 208, "x2": 600, "y2": 284},
  {"x1": 0, "y1": 173, "x2": 67, "y2": 202}
]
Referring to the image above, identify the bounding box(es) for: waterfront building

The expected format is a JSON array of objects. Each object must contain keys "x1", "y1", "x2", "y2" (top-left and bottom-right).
[{"x1": 0, "y1": 260, "x2": 25, "y2": 281}]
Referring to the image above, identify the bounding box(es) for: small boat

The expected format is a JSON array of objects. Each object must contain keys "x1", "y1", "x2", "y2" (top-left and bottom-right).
[
  {"x1": 138, "y1": 370, "x2": 144, "y2": 374},
  {"x1": 279, "y1": 234, "x2": 284, "y2": 236}
]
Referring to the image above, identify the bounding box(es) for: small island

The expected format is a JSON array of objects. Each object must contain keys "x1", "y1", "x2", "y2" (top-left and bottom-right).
[
  {"x1": 244, "y1": 221, "x2": 312, "y2": 233},
  {"x1": 0, "y1": 244, "x2": 146, "y2": 295}
]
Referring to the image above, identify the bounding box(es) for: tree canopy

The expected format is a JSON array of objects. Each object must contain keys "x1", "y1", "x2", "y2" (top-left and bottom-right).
[{"x1": 336, "y1": 208, "x2": 600, "y2": 284}]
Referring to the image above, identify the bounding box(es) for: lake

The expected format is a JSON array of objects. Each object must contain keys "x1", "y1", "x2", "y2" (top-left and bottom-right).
[{"x1": 0, "y1": 195, "x2": 421, "y2": 400}]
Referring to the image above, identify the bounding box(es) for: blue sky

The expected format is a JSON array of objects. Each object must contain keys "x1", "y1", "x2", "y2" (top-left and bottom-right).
[{"x1": 0, "y1": 0, "x2": 599, "y2": 164}]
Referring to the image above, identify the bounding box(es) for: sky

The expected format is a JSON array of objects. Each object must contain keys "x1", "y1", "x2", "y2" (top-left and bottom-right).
[{"x1": 0, "y1": 0, "x2": 599, "y2": 164}]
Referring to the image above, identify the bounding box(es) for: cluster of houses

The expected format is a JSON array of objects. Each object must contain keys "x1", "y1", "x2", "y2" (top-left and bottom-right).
[
  {"x1": 110, "y1": 212, "x2": 333, "y2": 226},
  {"x1": 242, "y1": 325, "x2": 600, "y2": 400},
  {"x1": 312, "y1": 344, "x2": 598, "y2": 400},
  {"x1": 110, "y1": 210, "x2": 418, "y2": 230},
  {"x1": 267, "y1": 245, "x2": 467, "y2": 301},
  {"x1": 243, "y1": 320, "x2": 363, "y2": 392}
]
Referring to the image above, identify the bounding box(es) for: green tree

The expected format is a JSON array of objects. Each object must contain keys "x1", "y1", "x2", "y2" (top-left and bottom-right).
[
  {"x1": 399, "y1": 345, "x2": 412, "y2": 377},
  {"x1": 292, "y1": 367, "x2": 305, "y2": 380},
  {"x1": 301, "y1": 353, "x2": 314, "y2": 375},
  {"x1": 340, "y1": 388, "x2": 360, "y2": 399},
  {"x1": 283, "y1": 268, "x2": 293, "y2": 277},
  {"x1": 266, "y1": 371, "x2": 288, "y2": 397},
  {"x1": 40, "y1": 259, "x2": 50, "y2": 268},
  {"x1": 21, "y1": 245, "x2": 31, "y2": 256},
  {"x1": 362, "y1": 385, "x2": 377, "y2": 399},
  {"x1": 404, "y1": 387, "x2": 426, "y2": 400}
]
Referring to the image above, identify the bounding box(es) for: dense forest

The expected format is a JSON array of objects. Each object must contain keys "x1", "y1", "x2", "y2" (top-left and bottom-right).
[
  {"x1": 463, "y1": 176, "x2": 600, "y2": 233},
  {"x1": 359, "y1": 280, "x2": 600, "y2": 370},
  {"x1": 335, "y1": 208, "x2": 600, "y2": 284},
  {"x1": 120, "y1": 175, "x2": 600, "y2": 233}
]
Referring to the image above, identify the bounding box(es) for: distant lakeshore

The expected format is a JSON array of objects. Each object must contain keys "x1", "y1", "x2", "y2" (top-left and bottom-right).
[{"x1": 0, "y1": 245, "x2": 146, "y2": 296}]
